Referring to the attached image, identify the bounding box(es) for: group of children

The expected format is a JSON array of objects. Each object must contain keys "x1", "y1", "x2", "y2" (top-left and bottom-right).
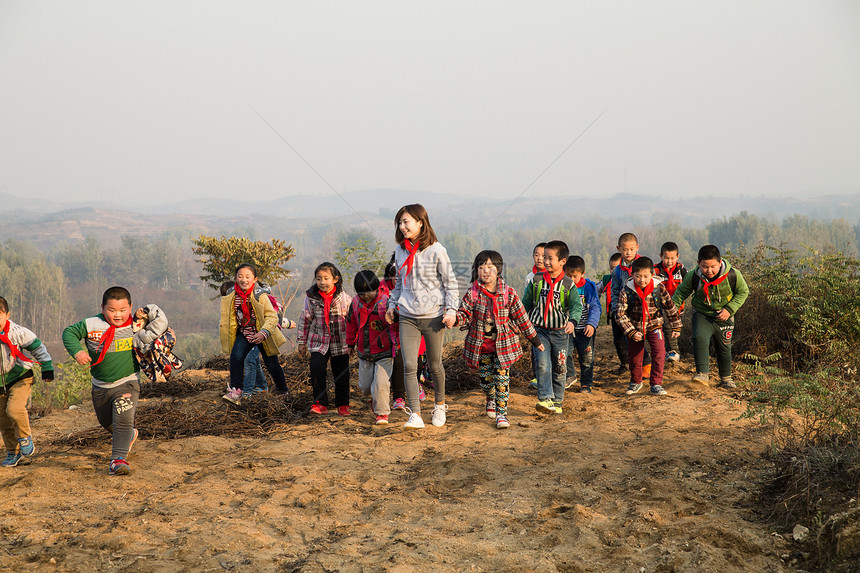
[{"x1": 0, "y1": 204, "x2": 750, "y2": 475}]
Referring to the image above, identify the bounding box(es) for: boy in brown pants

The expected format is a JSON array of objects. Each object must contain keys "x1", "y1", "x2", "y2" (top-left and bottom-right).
[{"x1": 0, "y1": 296, "x2": 54, "y2": 467}]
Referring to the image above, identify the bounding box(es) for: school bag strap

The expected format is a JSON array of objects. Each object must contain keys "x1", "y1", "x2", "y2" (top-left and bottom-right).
[{"x1": 691, "y1": 268, "x2": 737, "y2": 293}]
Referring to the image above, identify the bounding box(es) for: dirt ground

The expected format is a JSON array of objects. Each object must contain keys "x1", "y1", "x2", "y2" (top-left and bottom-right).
[{"x1": 0, "y1": 328, "x2": 800, "y2": 572}]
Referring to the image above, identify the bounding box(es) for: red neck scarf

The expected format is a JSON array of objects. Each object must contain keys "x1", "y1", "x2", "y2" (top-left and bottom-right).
[
  {"x1": 93, "y1": 316, "x2": 133, "y2": 366},
  {"x1": 400, "y1": 239, "x2": 420, "y2": 276},
  {"x1": 384, "y1": 278, "x2": 395, "y2": 290},
  {"x1": 658, "y1": 263, "x2": 680, "y2": 293},
  {"x1": 618, "y1": 255, "x2": 639, "y2": 276},
  {"x1": 0, "y1": 321, "x2": 33, "y2": 364},
  {"x1": 356, "y1": 293, "x2": 379, "y2": 330},
  {"x1": 532, "y1": 265, "x2": 541, "y2": 274},
  {"x1": 700, "y1": 271, "x2": 729, "y2": 305},
  {"x1": 234, "y1": 283, "x2": 255, "y2": 327},
  {"x1": 478, "y1": 282, "x2": 503, "y2": 326},
  {"x1": 319, "y1": 289, "x2": 335, "y2": 332},
  {"x1": 574, "y1": 277, "x2": 586, "y2": 289},
  {"x1": 542, "y1": 271, "x2": 565, "y2": 323},
  {"x1": 634, "y1": 280, "x2": 655, "y2": 332}
]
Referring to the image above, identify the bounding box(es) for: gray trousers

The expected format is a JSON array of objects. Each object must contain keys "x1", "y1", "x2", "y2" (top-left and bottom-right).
[
  {"x1": 358, "y1": 357, "x2": 393, "y2": 416},
  {"x1": 399, "y1": 315, "x2": 446, "y2": 412},
  {"x1": 91, "y1": 380, "x2": 139, "y2": 460}
]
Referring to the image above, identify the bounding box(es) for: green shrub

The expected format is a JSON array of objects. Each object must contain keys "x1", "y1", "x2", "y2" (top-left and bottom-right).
[{"x1": 30, "y1": 360, "x2": 92, "y2": 412}]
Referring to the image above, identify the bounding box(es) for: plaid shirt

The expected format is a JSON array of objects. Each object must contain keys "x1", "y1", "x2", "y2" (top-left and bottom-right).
[
  {"x1": 615, "y1": 278, "x2": 682, "y2": 338},
  {"x1": 456, "y1": 279, "x2": 540, "y2": 370},
  {"x1": 297, "y1": 288, "x2": 352, "y2": 356}
]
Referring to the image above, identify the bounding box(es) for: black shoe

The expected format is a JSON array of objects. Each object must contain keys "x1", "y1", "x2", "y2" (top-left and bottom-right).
[{"x1": 614, "y1": 365, "x2": 629, "y2": 375}]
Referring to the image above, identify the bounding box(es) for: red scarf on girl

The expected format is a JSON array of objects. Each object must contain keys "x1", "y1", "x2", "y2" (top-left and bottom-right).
[
  {"x1": 532, "y1": 265, "x2": 541, "y2": 274},
  {"x1": 319, "y1": 289, "x2": 335, "y2": 332},
  {"x1": 658, "y1": 263, "x2": 680, "y2": 293},
  {"x1": 93, "y1": 316, "x2": 133, "y2": 366},
  {"x1": 0, "y1": 322, "x2": 33, "y2": 364},
  {"x1": 634, "y1": 280, "x2": 655, "y2": 332},
  {"x1": 542, "y1": 271, "x2": 565, "y2": 324},
  {"x1": 700, "y1": 271, "x2": 729, "y2": 305},
  {"x1": 234, "y1": 283, "x2": 255, "y2": 328},
  {"x1": 479, "y1": 282, "x2": 505, "y2": 327},
  {"x1": 400, "y1": 240, "x2": 420, "y2": 276},
  {"x1": 356, "y1": 293, "x2": 378, "y2": 331}
]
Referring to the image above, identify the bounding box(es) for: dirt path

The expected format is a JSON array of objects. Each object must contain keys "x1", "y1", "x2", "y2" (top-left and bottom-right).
[{"x1": 0, "y1": 329, "x2": 796, "y2": 572}]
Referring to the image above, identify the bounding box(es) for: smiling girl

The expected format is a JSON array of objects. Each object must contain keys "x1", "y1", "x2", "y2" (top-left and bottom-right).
[
  {"x1": 220, "y1": 263, "x2": 288, "y2": 404},
  {"x1": 385, "y1": 204, "x2": 459, "y2": 429}
]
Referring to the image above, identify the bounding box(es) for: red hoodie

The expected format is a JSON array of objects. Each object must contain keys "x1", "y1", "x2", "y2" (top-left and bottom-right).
[{"x1": 345, "y1": 292, "x2": 399, "y2": 361}]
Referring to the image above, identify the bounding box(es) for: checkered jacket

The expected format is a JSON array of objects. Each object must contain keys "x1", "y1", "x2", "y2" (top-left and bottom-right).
[
  {"x1": 297, "y1": 286, "x2": 352, "y2": 356},
  {"x1": 456, "y1": 278, "x2": 540, "y2": 370},
  {"x1": 615, "y1": 278, "x2": 682, "y2": 338}
]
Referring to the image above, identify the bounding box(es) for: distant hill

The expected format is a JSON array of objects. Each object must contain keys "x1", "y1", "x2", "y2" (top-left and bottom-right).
[{"x1": 2, "y1": 189, "x2": 858, "y2": 248}]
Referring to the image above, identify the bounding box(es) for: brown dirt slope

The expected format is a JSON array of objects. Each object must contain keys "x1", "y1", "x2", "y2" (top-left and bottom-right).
[{"x1": 0, "y1": 328, "x2": 796, "y2": 572}]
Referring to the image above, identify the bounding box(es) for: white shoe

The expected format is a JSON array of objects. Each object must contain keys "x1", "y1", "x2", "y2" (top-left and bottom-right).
[
  {"x1": 431, "y1": 404, "x2": 448, "y2": 427},
  {"x1": 403, "y1": 410, "x2": 425, "y2": 429}
]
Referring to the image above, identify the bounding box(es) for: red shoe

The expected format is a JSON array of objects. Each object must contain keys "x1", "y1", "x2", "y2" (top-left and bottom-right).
[
  {"x1": 337, "y1": 405, "x2": 351, "y2": 416},
  {"x1": 310, "y1": 402, "x2": 328, "y2": 415},
  {"x1": 374, "y1": 415, "x2": 389, "y2": 425}
]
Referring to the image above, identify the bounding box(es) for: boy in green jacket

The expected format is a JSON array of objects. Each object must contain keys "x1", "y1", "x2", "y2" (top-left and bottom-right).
[
  {"x1": 672, "y1": 245, "x2": 749, "y2": 389},
  {"x1": 63, "y1": 286, "x2": 140, "y2": 475}
]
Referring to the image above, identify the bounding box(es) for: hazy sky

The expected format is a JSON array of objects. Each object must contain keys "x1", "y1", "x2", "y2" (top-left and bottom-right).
[{"x1": 2, "y1": 1, "x2": 859, "y2": 206}]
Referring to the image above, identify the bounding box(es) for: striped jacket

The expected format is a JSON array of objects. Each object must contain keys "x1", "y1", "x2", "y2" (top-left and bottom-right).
[
  {"x1": 297, "y1": 285, "x2": 352, "y2": 356},
  {"x1": 456, "y1": 279, "x2": 540, "y2": 370},
  {"x1": 522, "y1": 273, "x2": 583, "y2": 330},
  {"x1": 615, "y1": 278, "x2": 682, "y2": 337}
]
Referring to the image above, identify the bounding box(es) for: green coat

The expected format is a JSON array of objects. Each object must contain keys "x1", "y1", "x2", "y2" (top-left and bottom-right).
[{"x1": 671, "y1": 260, "x2": 749, "y2": 318}]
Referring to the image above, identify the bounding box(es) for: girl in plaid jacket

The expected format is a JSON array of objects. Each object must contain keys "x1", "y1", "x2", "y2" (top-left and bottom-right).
[
  {"x1": 456, "y1": 250, "x2": 543, "y2": 429},
  {"x1": 298, "y1": 262, "x2": 353, "y2": 416}
]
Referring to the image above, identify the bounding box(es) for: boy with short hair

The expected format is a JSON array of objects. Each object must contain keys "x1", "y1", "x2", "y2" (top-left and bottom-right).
[
  {"x1": 653, "y1": 241, "x2": 688, "y2": 362},
  {"x1": 563, "y1": 257, "x2": 602, "y2": 393},
  {"x1": 63, "y1": 286, "x2": 140, "y2": 476},
  {"x1": 523, "y1": 240, "x2": 583, "y2": 414},
  {"x1": 346, "y1": 270, "x2": 399, "y2": 426},
  {"x1": 616, "y1": 257, "x2": 682, "y2": 396},
  {"x1": 610, "y1": 233, "x2": 652, "y2": 378},
  {"x1": 0, "y1": 296, "x2": 53, "y2": 468},
  {"x1": 598, "y1": 253, "x2": 626, "y2": 372},
  {"x1": 672, "y1": 245, "x2": 749, "y2": 389}
]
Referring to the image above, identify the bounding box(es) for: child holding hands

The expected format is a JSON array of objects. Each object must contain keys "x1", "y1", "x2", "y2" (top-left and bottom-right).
[{"x1": 456, "y1": 251, "x2": 543, "y2": 429}]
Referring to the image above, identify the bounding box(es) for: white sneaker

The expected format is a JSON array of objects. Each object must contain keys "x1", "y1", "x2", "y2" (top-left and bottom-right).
[
  {"x1": 666, "y1": 351, "x2": 680, "y2": 362},
  {"x1": 431, "y1": 404, "x2": 448, "y2": 427},
  {"x1": 222, "y1": 388, "x2": 242, "y2": 405},
  {"x1": 403, "y1": 410, "x2": 425, "y2": 429}
]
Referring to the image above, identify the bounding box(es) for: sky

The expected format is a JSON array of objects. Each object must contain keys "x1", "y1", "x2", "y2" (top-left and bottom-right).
[{"x1": 1, "y1": 1, "x2": 859, "y2": 207}]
